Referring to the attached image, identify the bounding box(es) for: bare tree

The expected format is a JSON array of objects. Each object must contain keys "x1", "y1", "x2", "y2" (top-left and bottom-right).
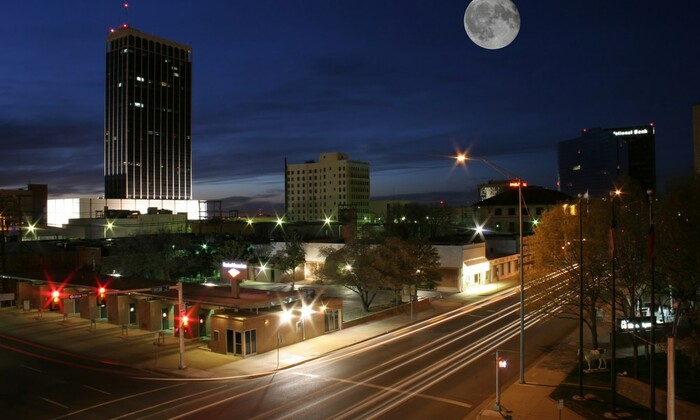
[
  {"x1": 528, "y1": 199, "x2": 610, "y2": 349},
  {"x1": 657, "y1": 172, "x2": 700, "y2": 377},
  {"x1": 270, "y1": 233, "x2": 306, "y2": 290},
  {"x1": 317, "y1": 239, "x2": 379, "y2": 312}
]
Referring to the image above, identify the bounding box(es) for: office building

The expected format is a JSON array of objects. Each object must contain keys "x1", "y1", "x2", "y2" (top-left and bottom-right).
[
  {"x1": 104, "y1": 27, "x2": 192, "y2": 199},
  {"x1": 1, "y1": 184, "x2": 48, "y2": 241},
  {"x1": 477, "y1": 179, "x2": 513, "y2": 202},
  {"x1": 693, "y1": 104, "x2": 700, "y2": 174},
  {"x1": 285, "y1": 153, "x2": 370, "y2": 223},
  {"x1": 472, "y1": 186, "x2": 571, "y2": 235},
  {"x1": 558, "y1": 124, "x2": 655, "y2": 197}
]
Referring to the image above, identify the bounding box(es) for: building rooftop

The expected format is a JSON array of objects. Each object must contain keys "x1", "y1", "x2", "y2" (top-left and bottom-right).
[{"x1": 473, "y1": 186, "x2": 572, "y2": 207}]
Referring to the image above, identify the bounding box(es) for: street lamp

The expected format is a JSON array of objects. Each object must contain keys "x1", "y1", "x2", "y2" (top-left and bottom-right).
[
  {"x1": 609, "y1": 188, "x2": 621, "y2": 415},
  {"x1": 494, "y1": 349, "x2": 509, "y2": 412},
  {"x1": 300, "y1": 304, "x2": 312, "y2": 340},
  {"x1": 576, "y1": 193, "x2": 586, "y2": 400},
  {"x1": 647, "y1": 189, "x2": 656, "y2": 416},
  {"x1": 279, "y1": 310, "x2": 293, "y2": 369},
  {"x1": 454, "y1": 153, "x2": 526, "y2": 384}
]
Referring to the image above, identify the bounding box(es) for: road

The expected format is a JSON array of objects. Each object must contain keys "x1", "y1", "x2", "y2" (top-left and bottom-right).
[{"x1": 0, "y1": 278, "x2": 575, "y2": 419}]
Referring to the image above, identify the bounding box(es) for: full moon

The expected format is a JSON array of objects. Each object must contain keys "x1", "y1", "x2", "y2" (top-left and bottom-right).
[{"x1": 464, "y1": 0, "x2": 520, "y2": 50}]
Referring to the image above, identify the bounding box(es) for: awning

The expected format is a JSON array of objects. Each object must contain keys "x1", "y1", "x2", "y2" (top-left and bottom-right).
[{"x1": 464, "y1": 257, "x2": 490, "y2": 275}]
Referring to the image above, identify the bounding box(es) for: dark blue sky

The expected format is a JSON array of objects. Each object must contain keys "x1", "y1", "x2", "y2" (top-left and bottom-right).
[{"x1": 1, "y1": 1, "x2": 698, "y2": 213}]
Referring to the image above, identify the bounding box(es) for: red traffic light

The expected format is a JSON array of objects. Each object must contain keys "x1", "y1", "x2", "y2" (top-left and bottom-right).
[
  {"x1": 182, "y1": 315, "x2": 189, "y2": 326},
  {"x1": 52, "y1": 290, "x2": 60, "y2": 303},
  {"x1": 99, "y1": 287, "x2": 106, "y2": 295}
]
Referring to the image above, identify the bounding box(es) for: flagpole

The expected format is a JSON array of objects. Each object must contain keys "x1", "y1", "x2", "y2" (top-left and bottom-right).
[
  {"x1": 577, "y1": 193, "x2": 584, "y2": 399},
  {"x1": 648, "y1": 189, "x2": 656, "y2": 418},
  {"x1": 609, "y1": 190, "x2": 619, "y2": 415}
]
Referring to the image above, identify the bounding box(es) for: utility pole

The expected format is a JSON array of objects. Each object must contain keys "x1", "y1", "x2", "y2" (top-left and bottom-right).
[
  {"x1": 578, "y1": 193, "x2": 584, "y2": 399},
  {"x1": 647, "y1": 189, "x2": 656, "y2": 418},
  {"x1": 177, "y1": 281, "x2": 186, "y2": 369}
]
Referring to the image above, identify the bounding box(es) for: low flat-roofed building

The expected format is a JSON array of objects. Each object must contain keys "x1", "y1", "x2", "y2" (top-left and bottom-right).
[{"x1": 47, "y1": 198, "x2": 206, "y2": 227}]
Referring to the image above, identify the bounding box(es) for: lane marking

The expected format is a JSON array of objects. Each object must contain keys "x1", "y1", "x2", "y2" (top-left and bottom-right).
[
  {"x1": 21, "y1": 364, "x2": 42, "y2": 373},
  {"x1": 291, "y1": 372, "x2": 472, "y2": 408},
  {"x1": 83, "y1": 385, "x2": 111, "y2": 395},
  {"x1": 41, "y1": 397, "x2": 69, "y2": 409}
]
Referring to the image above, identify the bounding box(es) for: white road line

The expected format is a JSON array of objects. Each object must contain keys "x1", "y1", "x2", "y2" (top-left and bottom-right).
[
  {"x1": 291, "y1": 372, "x2": 472, "y2": 409},
  {"x1": 41, "y1": 397, "x2": 69, "y2": 409},
  {"x1": 83, "y1": 385, "x2": 111, "y2": 395},
  {"x1": 21, "y1": 364, "x2": 42, "y2": 373}
]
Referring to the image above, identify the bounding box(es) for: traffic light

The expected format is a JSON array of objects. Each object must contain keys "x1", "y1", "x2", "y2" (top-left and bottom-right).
[
  {"x1": 97, "y1": 287, "x2": 106, "y2": 307},
  {"x1": 50, "y1": 290, "x2": 61, "y2": 311}
]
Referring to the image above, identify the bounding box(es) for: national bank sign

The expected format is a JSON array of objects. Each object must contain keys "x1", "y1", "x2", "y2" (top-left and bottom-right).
[
  {"x1": 611, "y1": 127, "x2": 653, "y2": 137},
  {"x1": 221, "y1": 261, "x2": 248, "y2": 281}
]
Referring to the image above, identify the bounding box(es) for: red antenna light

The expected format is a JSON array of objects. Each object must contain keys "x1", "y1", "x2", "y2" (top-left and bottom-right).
[{"x1": 122, "y1": 2, "x2": 129, "y2": 28}]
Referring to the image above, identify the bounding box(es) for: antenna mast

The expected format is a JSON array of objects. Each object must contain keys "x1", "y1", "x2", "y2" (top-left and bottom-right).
[{"x1": 123, "y1": 3, "x2": 129, "y2": 27}]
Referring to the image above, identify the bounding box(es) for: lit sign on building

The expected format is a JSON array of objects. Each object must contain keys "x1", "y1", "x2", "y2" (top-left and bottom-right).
[
  {"x1": 221, "y1": 261, "x2": 248, "y2": 280},
  {"x1": 222, "y1": 262, "x2": 247, "y2": 269},
  {"x1": 612, "y1": 128, "x2": 650, "y2": 136},
  {"x1": 619, "y1": 317, "x2": 653, "y2": 331}
]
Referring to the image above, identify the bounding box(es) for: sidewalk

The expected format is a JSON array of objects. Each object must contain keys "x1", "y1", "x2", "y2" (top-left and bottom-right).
[{"x1": 0, "y1": 281, "x2": 583, "y2": 418}]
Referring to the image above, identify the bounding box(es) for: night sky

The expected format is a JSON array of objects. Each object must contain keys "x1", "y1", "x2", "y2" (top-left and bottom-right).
[{"x1": 1, "y1": 1, "x2": 698, "y2": 213}]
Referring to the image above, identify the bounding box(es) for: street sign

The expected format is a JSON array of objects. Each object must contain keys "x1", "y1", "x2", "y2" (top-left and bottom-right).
[
  {"x1": 69, "y1": 293, "x2": 88, "y2": 299},
  {"x1": 151, "y1": 285, "x2": 170, "y2": 293}
]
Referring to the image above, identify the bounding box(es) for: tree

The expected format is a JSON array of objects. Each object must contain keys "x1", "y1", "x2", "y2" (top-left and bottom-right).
[
  {"x1": 410, "y1": 239, "x2": 442, "y2": 299},
  {"x1": 270, "y1": 233, "x2": 306, "y2": 290},
  {"x1": 99, "y1": 232, "x2": 193, "y2": 280},
  {"x1": 657, "y1": 172, "x2": 700, "y2": 376},
  {"x1": 528, "y1": 198, "x2": 611, "y2": 349},
  {"x1": 318, "y1": 239, "x2": 378, "y2": 312},
  {"x1": 383, "y1": 203, "x2": 453, "y2": 240},
  {"x1": 215, "y1": 240, "x2": 257, "y2": 263},
  {"x1": 318, "y1": 236, "x2": 441, "y2": 311},
  {"x1": 612, "y1": 183, "x2": 655, "y2": 376},
  {"x1": 370, "y1": 238, "x2": 414, "y2": 304}
]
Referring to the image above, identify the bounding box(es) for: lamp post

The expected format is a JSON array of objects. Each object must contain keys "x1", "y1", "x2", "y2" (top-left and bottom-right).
[
  {"x1": 177, "y1": 281, "x2": 186, "y2": 370},
  {"x1": 494, "y1": 349, "x2": 507, "y2": 412},
  {"x1": 577, "y1": 193, "x2": 584, "y2": 399},
  {"x1": 455, "y1": 153, "x2": 526, "y2": 384},
  {"x1": 647, "y1": 189, "x2": 656, "y2": 418},
  {"x1": 609, "y1": 189, "x2": 621, "y2": 415},
  {"x1": 301, "y1": 304, "x2": 312, "y2": 341}
]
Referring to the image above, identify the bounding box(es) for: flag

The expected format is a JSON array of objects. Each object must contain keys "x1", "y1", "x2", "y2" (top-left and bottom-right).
[
  {"x1": 609, "y1": 207, "x2": 617, "y2": 259},
  {"x1": 647, "y1": 223, "x2": 655, "y2": 261}
]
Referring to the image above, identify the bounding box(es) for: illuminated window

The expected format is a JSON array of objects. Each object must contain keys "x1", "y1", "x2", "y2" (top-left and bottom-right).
[
  {"x1": 136, "y1": 76, "x2": 145, "y2": 82},
  {"x1": 572, "y1": 165, "x2": 581, "y2": 171}
]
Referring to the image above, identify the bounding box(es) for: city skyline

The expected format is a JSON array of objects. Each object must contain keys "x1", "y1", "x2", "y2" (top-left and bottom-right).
[{"x1": 1, "y1": 1, "x2": 698, "y2": 213}]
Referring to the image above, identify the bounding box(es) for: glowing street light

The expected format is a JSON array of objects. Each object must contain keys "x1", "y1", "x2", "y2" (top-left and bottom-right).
[
  {"x1": 454, "y1": 152, "x2": 527, "y2": 384},
  {"x1": 495, "y1": 349, "x2": 509, "y2": 412},
  {"x1": 300, "y1": 305, "x2": 313, "y2": 340}
]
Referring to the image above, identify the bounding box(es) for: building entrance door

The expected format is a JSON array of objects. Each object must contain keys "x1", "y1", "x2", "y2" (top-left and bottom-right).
[
  {"x1": 226, "y1": 329, "x2": 234, "y2": 353},
  {"x1": 161, "y1": 308, "x2": 169, "y2": 330},
  {"x1": 129, "y1": 303, "x2": 136, "y2": 324}
]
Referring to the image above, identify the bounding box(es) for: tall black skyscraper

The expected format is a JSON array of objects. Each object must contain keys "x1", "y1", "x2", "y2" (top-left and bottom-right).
[
  {"x1": 558, "y1": 124, "x2": 656, "y2": 197},
  {"x1": 104, "y1": 27, "x2": 192, "y2": 199}
]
